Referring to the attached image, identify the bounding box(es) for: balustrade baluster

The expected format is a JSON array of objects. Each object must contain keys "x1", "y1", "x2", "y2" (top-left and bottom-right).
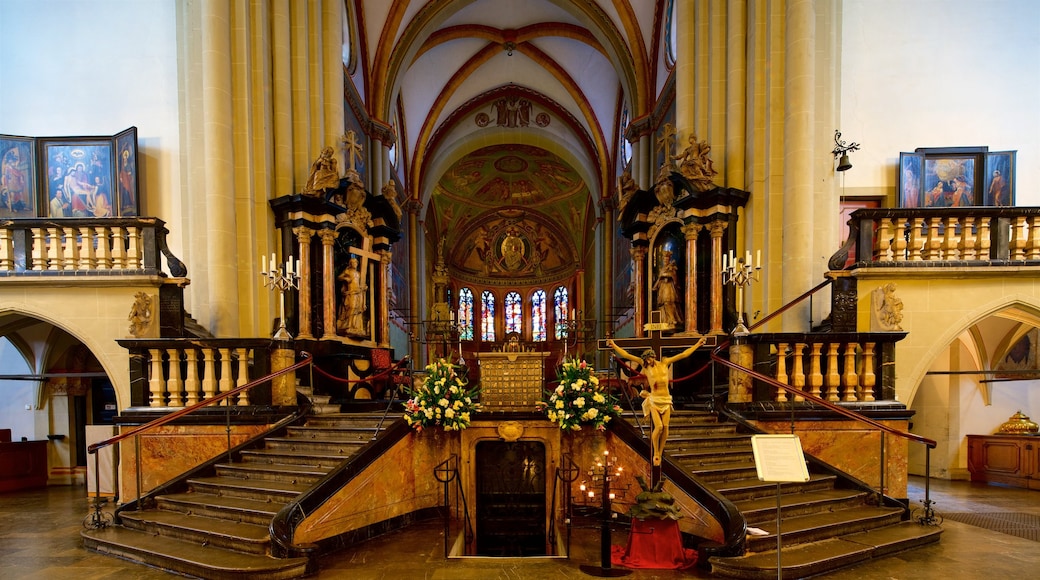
[
  {"x1": 809, "y1": 343, "x2": 823, "y2": 399},
  {"x1": 46, "y1": 227, "x2": 61, "y2": 270},
  {"x1": 843, "y1": 343, "x2": 859, "y2": 401},
  {"x1": 183, "y1": 349, "x2": 200, "y2": 405},
  {"x1": 908, "y1": 218, "x2": 924, "y2": 261},
  {"x1": 62, "y1": 227, "x2": 77, "y2": 270},
  {"x1": 235, "y1": 348, "x2": 250, "y2": 405},
  {"x1": 791, "y1": 343, "x2": 806, "y2": 402},
  {"x1": 111, "y1": 227, "x2": 127, "y2": 270},
  {"x1": 876, "y1": 218, "x2": 893, "y2": 262},
  {"x1": 960, "y1": 217, "x2": 976, "y2": 261},
  {"x1": 166, "y1": 348, "x2": 184, "y2": 406},
  {"x1": 218, "y1": 348, "x2": 234, "y2": 405},
  {"x1": 825, "y1": 343, "x2": 841, "y2": 402},
  {"x1": 0, "y1": 228, "x2": 13, "y2": 271},
  {"x1": 201, "y1": 349, "x2": 217, "y2": 402},
  {"x1": 893, "y1": 218, "x2": 909, "y2": 262},
  {"x1": 1029, "y1": 217, "x2": 1040, "y2": 260},
  {"x1": 943, "y1": 217, "x2": 959, "y2": 261},
  {"x1": 926, "y1": 217, "x2": 942, "y2": 260},
  {"x1": 30, "y1": 228, "x2": 45, "y2": 271},
  {"x1": 979, "y1": 217, "x2": 992, "y2": 260},
  {"x1": 148, "y1": 348, "x2": 166, "y2": 407},
  {"x1": 775, "y1": 343, "x2": 789, "y2": 402},
  {"x1": 126, "y1": 227, "x2": 142, "y2": 269},
  {"x1": 1011, "y1": 216, "x2": 1028, "y2": 260},
  {"x1": 95, "y1": 227, "x2": 112, "y2": 269},
  {"x1": 861, "y1": 342, "x2": 876, "y2": 401},
  {"x1": 78, "y1": 227, "x2": 93, "y2": 269}
]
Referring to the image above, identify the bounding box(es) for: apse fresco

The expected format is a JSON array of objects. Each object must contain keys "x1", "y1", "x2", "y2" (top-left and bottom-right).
[{"x1": 449, "y1": 210, "x2": 575, "y2": 285}]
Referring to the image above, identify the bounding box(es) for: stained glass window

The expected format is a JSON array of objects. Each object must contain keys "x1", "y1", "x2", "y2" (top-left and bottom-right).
[
  {"x1": 553, "y1": 286, "x2": 569, "y2": 340},
  {"x1": 481, "y1": 290, "x2": 496, "y2": 341},
  {"x1": 458, "y1": 287, "x2": 474, "y2": 340},
  {"x1": 505, "y1": 291, "x2": 522, "y2": 335},
  {"x1": 532, "y1": 289, "x2": 547, "y2": 341},
  {"x1": 619, "y1": 104, "x2": 632, "y2": 169}
]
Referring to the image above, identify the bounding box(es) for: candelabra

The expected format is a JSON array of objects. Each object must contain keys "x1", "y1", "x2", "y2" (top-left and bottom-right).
[
  {"x1": 260, "y1": 253, "x2": 300, "y2": 341},
  {"x1": 555, "y1": 310, "x2": 590, "y2": 358},
  {"x1": 426, "y1": 315, "x2": 465, "y2": 364},
  {"x1": 578, "y1": 449, "x2": 632, "y2": 577},
  {"x1": 721, "y1": 249, "x2": 761, "y2": 336}
]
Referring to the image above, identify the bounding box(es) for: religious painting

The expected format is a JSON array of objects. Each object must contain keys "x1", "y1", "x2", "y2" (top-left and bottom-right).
[
  {"x1": 115, "y1": 127, "x2": 139, "y2": 216},
  {"x1": 995, "y1": 328, "x2": 1040, "y2": 380},
  {"x1": 898, "y1": 153, "x2": 922, "y2": 208},
  {"x1": 39, "y1": 138, "x2": 115, "y2": 218},
  {"x1": 923, "y1": 154, "x2": 975, "y2": 208},
  {"x1": 983, "y1": 151, "x2": 1015, "y2": 206},
  {"x1": 0, "y1": 135, "x2": 37, "y2": 218}
]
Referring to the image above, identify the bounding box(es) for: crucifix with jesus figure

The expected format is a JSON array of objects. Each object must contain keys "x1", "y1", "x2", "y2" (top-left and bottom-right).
[{"x1": 600, "y1": 311, "x2": 713, "y2": 481}]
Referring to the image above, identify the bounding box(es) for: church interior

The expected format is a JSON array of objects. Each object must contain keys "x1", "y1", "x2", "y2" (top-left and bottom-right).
[{"x1": 1, "y1": 1, "x2": 1039, "y2": 578}]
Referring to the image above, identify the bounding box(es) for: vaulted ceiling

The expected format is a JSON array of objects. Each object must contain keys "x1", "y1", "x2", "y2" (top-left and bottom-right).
[{"x1": 351, "y1": 0, "x2": 674, "y2": 282}]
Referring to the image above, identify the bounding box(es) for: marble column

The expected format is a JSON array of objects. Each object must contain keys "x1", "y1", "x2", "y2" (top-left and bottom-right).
[
  {"x1": 319, "y1": 229, "x2": 338, "y2": 339},
  {"x1": 682, "y1": 223, "x2": 702, "y2": 334},
  {"x1": 379, "y1": 250, "x2": 391, "y2": 347},
  {"x1": 708, "y1": 220, "x2": 728, "y2": 335},
  {"x1": 293, "y1": 226, "x2": 315, "y2": 339},
  {"x1": 631, "y1": 246, "x2": 647, "y2": 337},
  {"x1": 407, "y1": 202, "x2": 423, "y2": 364}
]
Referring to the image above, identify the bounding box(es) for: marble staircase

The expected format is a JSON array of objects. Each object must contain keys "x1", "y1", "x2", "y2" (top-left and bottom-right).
[
  {"x1": 81, "y1": 411, "x2": 392, "y2": 580},
  {"x1": 626, "y1": 410, "x2": 942, "y2": 579}
]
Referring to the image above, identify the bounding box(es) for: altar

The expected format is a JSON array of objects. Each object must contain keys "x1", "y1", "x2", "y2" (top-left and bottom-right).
[{"x1": 477, "y1": 351, "x2": 548, "y2": 411}]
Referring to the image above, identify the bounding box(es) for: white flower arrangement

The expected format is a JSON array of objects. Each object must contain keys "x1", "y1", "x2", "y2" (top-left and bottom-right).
[
  {"x1": 537, "y1": 358, "x2": 621, "y2": 431},
  {"x1": 403, "y1": 359, "x2": 481, "y2": 431}
]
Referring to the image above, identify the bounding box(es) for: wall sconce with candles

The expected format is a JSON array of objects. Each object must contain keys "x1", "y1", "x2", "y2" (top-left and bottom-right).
[
  {"x1": 260, "y1": 253, "x2": 300, "y2": 341},
  {"x1": 832, "y1": 130, "x2": 861, "y2": 172},
  {"x1": 721, "y1": 249, "x2": 761, "y2": 336}
]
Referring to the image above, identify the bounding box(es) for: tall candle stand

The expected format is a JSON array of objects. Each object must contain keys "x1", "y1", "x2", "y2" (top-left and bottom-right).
[
  {"x1": 721, "y1": 250, "x2": 761, "y2": 336},
  {"x1": 260, "y1": 253, "x2": 300, "y2": 341},
  {"x1": 578, "y1": 449, "x2": 632, "y2": 577},
  {"x1": 555, "y1": 310, "x2": 588, "y2": 358}
]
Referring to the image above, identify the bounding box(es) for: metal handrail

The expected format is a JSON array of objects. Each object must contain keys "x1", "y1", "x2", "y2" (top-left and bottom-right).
[
  {"x1": 433, "y1": 453, "x2": 472, "y2": 557},
  {"x1": 85, "y1": 351, "x2": 315, "y2": 521}
]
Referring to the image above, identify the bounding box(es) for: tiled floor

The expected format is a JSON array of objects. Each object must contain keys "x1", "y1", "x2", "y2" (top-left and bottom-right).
[{"x1": 2, "y1": 476, "x2": 1039, "y2": 579}]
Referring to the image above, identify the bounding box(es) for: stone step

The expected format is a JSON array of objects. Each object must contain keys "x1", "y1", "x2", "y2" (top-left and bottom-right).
[
  {"x1": 119, "y1": 509, "x2": 272, "y2": 554},
  {"x1": 685, "y1": 459, "x2": 759, "y2": 483},
  {"x1": 744, "y1": 505, "x2": 905, "y2": 551},
  {"x1": 712, "y1": 474, "x2": 838, "y2": 502},
  {"x1": 155, "y1": 492, "x2": 286, "y2": 525},
  {"x1": 185, "y1": 475, "x2": 308, "y2": 503},
  {"x1": 239, "y1": 448, "x2": 351, "y2": 469},
  {"x1": 262, "y1": 437, "x2": 368, "y2": 455},
  {"x1": 286, "y1": 425, "x2": 384, "y2": 441},
  {"x1": 671, "y1": 448, "x2": 755, "y2": 467},
  {"x1": 303, "y1": 413, "x2": 392, "y2": 428},
  {"x1": 215, "y1": 461, "x2": 333, "y2": 485},
  {"x1": 733, "y1": 488, "x2": 871, "y2": 525},
  {"x1": 81, "y1": 526, "x2": 309, "y2": 580},
  {"x1": 708, "y1": 521, "x2": 942, "y2": 580}
]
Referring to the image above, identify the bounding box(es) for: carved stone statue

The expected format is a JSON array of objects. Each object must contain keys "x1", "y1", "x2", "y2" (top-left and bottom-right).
[
  {"x1": 382, "y1": 179, "x2": 402, "y2": 220},
  {"x1": 653, "y1": 164, "x2": 675, "y2": 207},
  {"x1": 337, "y1": 257, "x2": 368, "y2": 336},
  {"x1": 653, "y1": 250, "x2": 682, "y2": 328},
  {"x1": 674, "y1": 134, "x2": 717, "y2": 192},
  {"x1": 303, "y1": 146, "x2": 340, "y2": 195},
  {"x1": 616, "y1": 168, "x2": 637, "y2": 221},
  {"x1": 871, "y1": 283, "x2": 904, "y2": 331},
  {"x1": 127, "y1": 292, "x2": 153, "y2": 337}
]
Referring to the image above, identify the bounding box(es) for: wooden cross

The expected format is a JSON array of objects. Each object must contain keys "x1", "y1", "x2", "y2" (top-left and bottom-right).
[
  {"x1": 348, "y1": 237, "x2": 380, "y2": 290},
  {"x1": 598, "y1": 310, "x2": 715, "y2": 361},
  {"x1": 656, "y1": 123, "x2": 677, "y2": 166},
  {"x1": 341, "y1": 130, "x2": 364, "y2": 173}
]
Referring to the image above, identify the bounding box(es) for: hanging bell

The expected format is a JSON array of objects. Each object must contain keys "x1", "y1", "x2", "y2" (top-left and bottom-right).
[{"x1": 836, "y1": 153, "x2": 852, "y2": 172}]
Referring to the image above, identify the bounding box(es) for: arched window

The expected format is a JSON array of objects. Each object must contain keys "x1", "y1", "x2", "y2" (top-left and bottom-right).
[
  {"x1": 458, "y1": 287, "x2": 474, "y2": 340},
  {"x1": 341, "y1": 3, "x2": 358, "y2": 75},
  {"x1": 481, "y1": 290, "x2": 496, "y2": 341},
  {"x1": 531, "y1": 289, "x2": 547, "y2": 341},
  {"x1": 665, "y1": 0, "x2": 677, "y2": 68},
  {"x1": 619, "y1": 103, "x2": 632, "y2": 169},
  {"x1": 553, "y1": 286, "x2": 569, "y2": 340},
  {"x1": 505, "y1": 291, "x2": 522, "y2": 335}
]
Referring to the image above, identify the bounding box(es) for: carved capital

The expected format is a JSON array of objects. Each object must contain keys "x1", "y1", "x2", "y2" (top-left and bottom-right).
[
  {"x1": 293, "y1": 226, "x2": 315, "y2": 243},
  {"x1": 318, "y1": 229, "x2": 339, "y2": 245},
  {"x1": 682, "y1": 223, "x2": 703, "y2": 240},
  {"x1": 708, "y1": 220, "x2": 729, "y2": 238}
]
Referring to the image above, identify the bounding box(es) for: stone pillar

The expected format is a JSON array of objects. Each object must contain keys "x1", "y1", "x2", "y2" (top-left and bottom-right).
[
  {"x1": 729, "y1": 339, "x2": 753, "y2": 403},
  {"x1": 407, "y1": 201, "x2": 423, "y2": 364},
  {"x1": 782, "y1": 0, "x2": 816, "y2": 329},
  {"x1": 682, "y1": 223, "x2": 702, "y2": 334},
  {"x1": 270, "y1": 344, "x2": 296, "y2": 406},
  {"x1": 379, "y1": 250, "x2": 391, "y2": 347},
  {"x1": 318, "y1": 229, "x2": 338, "y2": 339},
  {"x1": 708, "y1": 220, "x2": 728, "y2": 334},
  {"x1": 600, "y1": 199, "x2": 615, "y2": 338},
  {"x1": 293, "y1": 226, "x2": 315, "y2": 339}
]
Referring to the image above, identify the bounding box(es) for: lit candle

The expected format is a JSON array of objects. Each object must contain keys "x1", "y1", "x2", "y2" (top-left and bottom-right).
[
  {"x1": 756, "y1": 249, "x2": 761, "y2": 268},
  {"x1": 579, "y1": 483, "x2": 586, "y2": 492},
  {"x1": 261, "y1": 254, "x2": 267, "y2": 273},
  {"x1": 295, "y1": 259, "x2": 301, "y2": 276},
  {"x1": 722, "y1": 252, "x2": 727, "y2": 271},
  {"x1": 588, "y1": 491, "x2": 595, "y2": 498},
  {"x1": 608, "y1": 493, "x2": 616, "y2": 500}
]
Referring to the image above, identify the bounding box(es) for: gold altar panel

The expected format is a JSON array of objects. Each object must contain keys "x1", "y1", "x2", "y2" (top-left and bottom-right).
[
  {"x1": 118, "y1": 424, "x2": 269, "y2": 501},
  {"x1": 477, "y1": 351, "x2": 548, "y2": 411}
]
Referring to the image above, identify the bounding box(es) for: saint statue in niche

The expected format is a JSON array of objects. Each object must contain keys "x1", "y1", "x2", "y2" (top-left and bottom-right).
[
  {"x1": 337, "y1": 257, "x2": 368, "y2": 336},
  {"x1": 653, "y1": 250, "x2": 682, "y2": 328}
]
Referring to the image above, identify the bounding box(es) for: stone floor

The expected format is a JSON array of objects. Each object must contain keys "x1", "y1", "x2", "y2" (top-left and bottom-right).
[{"x1": 2, "y1": 476, "x2": 1039, "y2": 579}]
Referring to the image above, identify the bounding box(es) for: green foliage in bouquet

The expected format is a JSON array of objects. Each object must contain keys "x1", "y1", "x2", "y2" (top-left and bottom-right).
[
  {"x1": 537, "y1": 358, "x2": 621, "y2": 431},
  {"x1": 403, "y1": 359, "x2": 481, "y2": 432}
]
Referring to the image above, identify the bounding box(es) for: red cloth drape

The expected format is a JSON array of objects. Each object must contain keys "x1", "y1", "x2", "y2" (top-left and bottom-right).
[{"x1": 610, "y1": 518, "x2": 698, "y2": 570}]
